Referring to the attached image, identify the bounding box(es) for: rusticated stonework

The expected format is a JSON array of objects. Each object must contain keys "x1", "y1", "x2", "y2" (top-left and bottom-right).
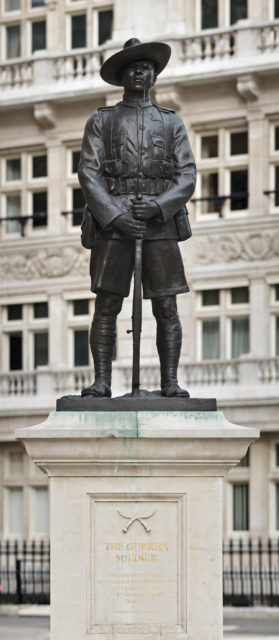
[
  {"x1": 194, "y1": 230, "x2": 279, "y2": 264},
  {"x1": 0, "y1": 246, "x2": 88, "y2": 282}
]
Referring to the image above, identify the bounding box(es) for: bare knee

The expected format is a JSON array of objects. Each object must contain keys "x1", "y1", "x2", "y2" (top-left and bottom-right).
[
  {"x1": 152, "y1": 296, "x2": 177, "y2": 320},
  {"x1": 95, "y1": 290, "x2": 123, "y2": 317}
]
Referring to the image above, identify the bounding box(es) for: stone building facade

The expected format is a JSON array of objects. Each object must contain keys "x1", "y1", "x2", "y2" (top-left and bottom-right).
[{"x1": 0, "y1": 0, "x2": 278, "y2": 541}]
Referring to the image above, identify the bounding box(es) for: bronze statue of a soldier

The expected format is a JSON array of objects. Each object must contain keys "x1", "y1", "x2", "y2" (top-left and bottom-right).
[{"x1": 78, "y1": 38, "x2": 196, "y2": 399}]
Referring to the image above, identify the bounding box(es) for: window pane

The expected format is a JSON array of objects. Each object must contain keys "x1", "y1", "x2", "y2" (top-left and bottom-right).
[
  {"x1": 34, "y1": 332, "x2": 48, "y2": 367},
  {"x1": 276, "y1": 317, "x2": 279, "y2": 356},
  {"x1": 276, "y1": 484, "x2": 279, "y2": 530},
  {"x1": 201, "y1": 173, "x2": 218, "y2": 213},
  {"x1": 276, "y1": 0, "x2": 279, "y2": 19},
  {"x1": 8, "y1": 488, "x2": 24, "y2": 534},
  {"x1": 33, "y1": 487, "x2": 49, "y2": 534},
  {"x1": 233, "y1": 484, "x2": 249, "y2": 530},
  {"x1": 6, "y1": 25, "x2": 21, "y2": 58},
  {"x1": 9, "y1": 451, "x2": 24, "y2": 476},
  {"x1": 202, "y1": 320, "x2": 220, "y2": 360},
  {"x1": 201, "y1": 0, "x2": 218, "y2": 28},
  {"x1": 230, "y1": 0, "x2": 247, "y2": 24},
  {"x1": 6, "y1": 0, "x2": 20, "y2": 9},
  {"x1": 32, "y1": 155, "x2": 47, "y2": 178},
  {"x1": 201, "y1": 289, "x2": 219, "y2": 306},
  {"x1": 6, "y1": 194, "x2": 21, "y2": 233},
  {"x1": 230, "y1": 169, "x2": 248, "y2": 210},
  {"x1": 9, "y1": 333, "x2": 22, "y2": 370},
  {"x1": 6, "y1": 158, "x2": 21, "y2": 181},
  {"x1": 231, "y1": 317, "x2": 249, "y2": 358},
  {"x1": 33, "y1": 191, "x2": 47, "y2": 227},
  {"x1": 230, "y1": 131, "x2": 248, "y2": 155},
  {"x1": 34, "y1": 301, "x2": 48, "y2": 318},
  {"x1": 98, "y1": 9, "x2": 113, "y2": 45},
  {"x1": 275, "y1": 127, "x2": 279, "y2": 151},
  {"x1": 275, "y1": 284, "x2": 279, "y2": 300},
  {"x1": 32, "y1": 20, "x2": 46, "y2": 52},
  {"x1": 72, "y1": 151, "x2": 80, "y2": 174},
  {"x1": 201, "y1": 135, "x2": 218, "y2": 158},
  {"x1": 73, "y1": 299, "x2": 89, "y2": 315},
  {"x1": 71, "y1": 14, "x2": 86, "y2": 48},
  {"x1": 8, "y1": 304, "x2": 22, "y2": 320},
  {"x1": 231, "y1": 287, "x2": 249, "y2": 304},
  {"x1": 32, "y1": 0, "x2": 45, "y2": 6},
  {"x1": 74, "y1": 329, "x2": 89, "y2": 366},
  {"x1": 238, "y1": 449, "x2": 250, "y2": 467},
  {"x1": 275, "y1": 167, "x2": 279, "y2": 207},
  {"x1": 276, "y1": 444, "x2": 279, "y2": 466},
  {"x1": 72, "y1": 188, "x2": 85, "y2": 226}
]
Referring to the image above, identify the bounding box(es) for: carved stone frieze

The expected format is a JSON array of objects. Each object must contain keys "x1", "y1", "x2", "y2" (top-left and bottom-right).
[
  {"x1": 194, "y1": 230, "x2": 279, "y2": 264},
  {"x1": 0, "y1": 246, "x2": 89, "y2": 283}
]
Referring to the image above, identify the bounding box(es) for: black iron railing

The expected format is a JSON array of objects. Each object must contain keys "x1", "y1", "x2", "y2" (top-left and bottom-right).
[
  {"x1": 0, "y1": 539, "x2": 50, "y2": 605},
  {"x1": 1, "y1": 538, "x2": 279, "y2": 606},
  {"x1": 223, "y1": 538, "x2": 279, "y2": 606}
]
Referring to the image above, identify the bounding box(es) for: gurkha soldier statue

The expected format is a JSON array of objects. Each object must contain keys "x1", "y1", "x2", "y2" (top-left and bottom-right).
[{"x1": 78, "y1": 38, "x2": 196, "y2": 400}]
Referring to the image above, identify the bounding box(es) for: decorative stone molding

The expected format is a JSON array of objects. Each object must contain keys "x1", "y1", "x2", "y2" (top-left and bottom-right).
[
  {"x1": 33, "y1": 102, "x2": 56, "y2": 129},
  {"x1": 236, "y1": 74, "x2": 259, "y2": 102},
  {"x1": 0, "y1": 247, "x2": 88, "y2": 282},
  {"x1": 154, "y1": 86, "x2": 183, "y2": 110},
  {"x1": 194, "y1": 230, "x2": 279, "y2": 264}
]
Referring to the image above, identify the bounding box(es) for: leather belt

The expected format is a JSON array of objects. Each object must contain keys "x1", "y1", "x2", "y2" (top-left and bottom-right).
[{"x1": 105, "y1": 176, "x2": 169, "y2": 196}]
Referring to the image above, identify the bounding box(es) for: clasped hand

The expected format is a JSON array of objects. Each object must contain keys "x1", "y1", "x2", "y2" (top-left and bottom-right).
[{"x1": 113, "y1": 197, "x2": 160, "y2": 238}]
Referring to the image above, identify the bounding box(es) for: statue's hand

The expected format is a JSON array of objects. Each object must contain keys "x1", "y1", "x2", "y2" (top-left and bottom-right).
[
  {"x1": 113, "y1": 213, "x2": 146, "y2": 238},
  {"x1": 132, "y1": 197, "x2": 161, "y2": 220}
]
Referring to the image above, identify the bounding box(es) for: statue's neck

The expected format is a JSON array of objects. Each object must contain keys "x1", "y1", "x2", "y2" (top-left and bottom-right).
[{"x1": 122, "y1": 89, "x2": 151, "y2": 106}]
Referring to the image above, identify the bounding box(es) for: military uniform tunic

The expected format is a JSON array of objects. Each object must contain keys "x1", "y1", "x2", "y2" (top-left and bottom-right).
[{"x1": 78, "y1": 96, "x2": 196, "y2": 298}]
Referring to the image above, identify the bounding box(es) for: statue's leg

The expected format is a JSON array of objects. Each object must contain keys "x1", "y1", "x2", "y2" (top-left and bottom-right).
[
  {"x1": 152, "y1": 295, "x2": 189, "y2": 398},
  {"x1": 81, "y1": 291, "x2": 123, "y2": 397}
]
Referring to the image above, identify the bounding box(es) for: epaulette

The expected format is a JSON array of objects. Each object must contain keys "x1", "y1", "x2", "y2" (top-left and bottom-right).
[
  {"x1": 97, "y1": 106, "x2": 114, "y2": 111},
  {"x1": 153, "y1": 104, "x2": 175, "y2": 114}
]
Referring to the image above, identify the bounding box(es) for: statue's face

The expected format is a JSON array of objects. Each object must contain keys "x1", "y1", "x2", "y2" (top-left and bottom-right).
[{"x1": 121, "y1": 59, "x2": 156, "y2": 92}]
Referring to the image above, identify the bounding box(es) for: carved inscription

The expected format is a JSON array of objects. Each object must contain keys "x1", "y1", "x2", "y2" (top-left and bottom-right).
[{"x1": 92, "y1": 500, "x2": 178, "y2": 625}]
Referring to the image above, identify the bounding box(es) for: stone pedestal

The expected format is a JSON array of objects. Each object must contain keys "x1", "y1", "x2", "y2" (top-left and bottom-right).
[{"x1": 16, "y1": 411, "x2": 259, "y2": 640}]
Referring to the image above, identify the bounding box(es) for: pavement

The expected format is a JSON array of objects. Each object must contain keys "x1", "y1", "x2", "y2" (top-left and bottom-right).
[{"x1": 0, "y1": 611, "x2": 278, "y2": 639}]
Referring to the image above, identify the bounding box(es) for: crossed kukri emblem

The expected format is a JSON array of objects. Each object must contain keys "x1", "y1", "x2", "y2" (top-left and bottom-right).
[{"x1": 117, "y1": 510, "x2": 155, "y2": 533}]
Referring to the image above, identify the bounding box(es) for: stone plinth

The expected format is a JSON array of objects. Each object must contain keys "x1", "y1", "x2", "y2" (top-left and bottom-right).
[{"x1": 15, "y1": 411, "x2": 259, "y2": 640}]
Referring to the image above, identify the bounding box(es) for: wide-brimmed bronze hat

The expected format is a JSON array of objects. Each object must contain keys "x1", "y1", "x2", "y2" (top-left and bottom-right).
[{"x1": 100, "y1": 37, "x2": 171, "y2": 87}]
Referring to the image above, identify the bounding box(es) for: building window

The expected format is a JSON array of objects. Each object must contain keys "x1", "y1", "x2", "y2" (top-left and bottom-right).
[
  {"x1": 32, "y1": 155, "x2": 47, "y2": 178},
  {"x1": 9, "y1": 332, "x2": 23, "y2": 370},
  {"x1": 71, "y1": 14, "x2": 86, "y2": 48},
  {"x1": 72, "y1": 151, "x2": 80, "y2": 174},
  {"x1": 31, "y1": 0, "x2": 45, "y2": 6},
  {"x1": 202, "y1": 319, "x2": 220, "y2": 360},
  {"x1": 34, "y1": 332, "x2": 48, "y2": 368},
  {"x1": 98, "y1": 9, "x2": 113, "y2": 45},
  {"x1": 276, "y1": 316, "x2": 279, "y2": 355},
  {"x1": 198, "y1": 286, "x2": 250, "y2": 360},
  {"x1": 33, "y1": 301, "x2": 48, "y2": 318},
  {"x1": 275, "y1": 0, "x2": 279, "y2": 18},
  {"x1": 32, "y1": 191, "x2": 47, "y2": 227},
  {"x1": 201, "y1": 0, "x2": 218, "y2": 29},
  {"x1": 32, "y1": 20, "x2": 46, "y2": 52},
  {"x1": 6, "y1": 158, "x2": 21, "y2": 181},
  {"x1": 8, "y1": 304, "x2": 22, "y2": 321},
  {"x1": 73, "y1": 299, "x2": 89, "y2": 316},
  {"x1": 233, "y1": 483, "x2": 249, "y2": 531},
  {"x1": 275, "y1": 443, "x2": 279, "y2": 466},
  {"x1": 5, "y1": 0, "x2": 21, "y2": 10},
  {"x1": 6, "y1": 24, "x2": 21, "y2": 58},
  {"x1": 230, "y1": 0, "x2": 247, "y2": 24},
  {"x1": 6, "y1": 193, "x2": 21, "y2": 233},
  {"x1": 31, "y1": 487, "x2": 49, "y2": 534},
  {"x1": 72, "y1": 187, "x2": 85, "y2": 226},
  {"x1": 195, "y1": 127, "x2": 248, "y2": 219},
  {"x1": 276, "y1": 484, "x2": 279, "y2": 530},
  {"x1": 74, "y1": 329, "x2": 89, "y2": 366},
  {"x1": 7, "y1": 487, "x2": 24, "y2": 534}
]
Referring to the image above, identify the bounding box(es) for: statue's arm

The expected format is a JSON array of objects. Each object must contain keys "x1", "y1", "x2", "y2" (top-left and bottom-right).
[
  {"x1": 154, "y1": 114, "x2": 196, "y2": 222},
  {"x1": 78, "y1": 112, "x2": 124, "y2": 229}
]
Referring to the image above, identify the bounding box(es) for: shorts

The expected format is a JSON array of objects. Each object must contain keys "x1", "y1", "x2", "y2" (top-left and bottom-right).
[{"x1": 89, "y1": 237, "x2": 189, "y2": 299}]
